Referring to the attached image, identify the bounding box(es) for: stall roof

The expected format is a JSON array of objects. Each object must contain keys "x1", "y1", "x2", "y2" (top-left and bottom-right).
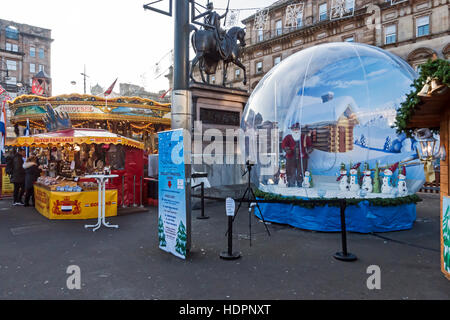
[{"x1": 7, "y1": 128, "x2": 144, "y2": 150}]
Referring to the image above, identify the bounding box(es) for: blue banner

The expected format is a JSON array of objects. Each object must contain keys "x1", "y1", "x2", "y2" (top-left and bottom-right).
[{"x1": 158, "y1": 129, "x2": 187, "y2": 259}]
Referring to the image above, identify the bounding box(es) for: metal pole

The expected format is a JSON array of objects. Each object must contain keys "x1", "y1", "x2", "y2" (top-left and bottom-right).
[
  {"x1": 334, "y1": 200, "x2": 357, "y2": 261},
  {"x1": 133, "y1": 175, "x2": 137, "y2": 207},
  {"x1": 121, "y1": 175, "x2": 125, "y2": 208},
  {"x1": 140, "y1": 176, "x2": 144, "y2": 208},
  {"x1": 220, "y1": 216, "x2": 240, "y2": 260},
  {"x1": 172, "y1": 0, "x2": 192, "y2": 252}
]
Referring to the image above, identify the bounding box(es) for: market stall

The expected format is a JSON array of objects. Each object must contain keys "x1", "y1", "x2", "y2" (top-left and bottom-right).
[{"x1": 7, "y1": 128, "x2": 145, "y2": 220}]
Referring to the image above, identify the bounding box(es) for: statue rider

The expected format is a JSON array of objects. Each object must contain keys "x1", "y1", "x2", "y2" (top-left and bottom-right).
[{"x1": 196, "y1": 2, "x2": 229, "y2": 58}]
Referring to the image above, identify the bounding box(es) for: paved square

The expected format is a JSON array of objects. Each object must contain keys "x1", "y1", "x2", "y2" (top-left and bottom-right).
[{"x1": 0, "y1": 193, "x2": 448, "y2": 299}]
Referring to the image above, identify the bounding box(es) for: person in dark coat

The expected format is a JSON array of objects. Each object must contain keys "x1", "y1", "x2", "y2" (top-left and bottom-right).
[
  {"x1": 11, "y1": 148, "x2": 26, "y2": 205},
  {"x1": 23, "y1": 155, "x2": 42, "y2": 207}
]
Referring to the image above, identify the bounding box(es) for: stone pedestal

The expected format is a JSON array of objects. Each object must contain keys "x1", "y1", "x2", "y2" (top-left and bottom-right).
[{"x1": 189, "y1": 83, "x2": 250, "y2": 188}]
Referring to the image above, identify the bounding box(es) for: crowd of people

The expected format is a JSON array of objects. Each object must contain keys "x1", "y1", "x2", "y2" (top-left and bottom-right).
[{"x1": 5, "y1": 148, "x2": 42, "y2": 207}]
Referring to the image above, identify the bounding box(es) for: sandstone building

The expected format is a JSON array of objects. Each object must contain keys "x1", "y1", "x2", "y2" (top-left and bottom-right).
[
  {"x1": 193, "y1": 0, "x2": 449, "y2": 92},
  {"x1": 0, "y1": 19, "x2": 52, "y2": 98}
]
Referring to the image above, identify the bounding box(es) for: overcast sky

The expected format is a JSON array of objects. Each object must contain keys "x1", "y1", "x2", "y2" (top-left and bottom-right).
[{"x1": 5, "y1": 0, "x2": 274, "y2": 95}]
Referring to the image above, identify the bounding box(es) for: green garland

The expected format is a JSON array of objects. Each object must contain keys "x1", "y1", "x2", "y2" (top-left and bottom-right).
[
  {"x1": 394, "y1": 58, "x2": 450, "y2": 137},
  {"x1": 254, "y1": 189, "x2": 422, "y2": 209}
]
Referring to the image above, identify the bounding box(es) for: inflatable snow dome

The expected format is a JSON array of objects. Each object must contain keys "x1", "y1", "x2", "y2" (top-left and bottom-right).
[{"x1": 241, "y1": 42, "x2": 426, "y2": 202}]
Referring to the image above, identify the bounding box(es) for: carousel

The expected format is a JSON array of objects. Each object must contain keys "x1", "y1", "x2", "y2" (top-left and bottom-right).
[{"x1": 7, "y1": 93, "x2": 171, "y2": 153}]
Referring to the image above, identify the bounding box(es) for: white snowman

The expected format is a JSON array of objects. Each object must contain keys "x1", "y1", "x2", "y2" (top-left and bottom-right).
[
  {"x1": 278, "y1": 168, "x2": 287, "y2": 187},
  {"x1": 349, "y1": 163, "x2": 361, "y2": 193},
  {"x1": 361, "y1": 163, "x2": 373, "y2": 193},
  {"x1": 337, "y1": 163, "x2": 349, "y2": 192},
  {"x1": 381, "y1": 163, "x2": 398, "y2": 194},
  {"x1": 397, "y1": 165, "x2": 408, "y2": 196},
  {"x1": 302, "y1": 171, "x2": 312, "y2": 188}
]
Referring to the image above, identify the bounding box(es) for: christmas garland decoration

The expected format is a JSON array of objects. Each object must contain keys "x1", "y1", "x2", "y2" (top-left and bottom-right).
[
  {"x1": 394, "y1": 58, "x2": 450, "y2": 137},
  {"x1": 254, "y1": 189, "x2": 422, "y2": 209}
]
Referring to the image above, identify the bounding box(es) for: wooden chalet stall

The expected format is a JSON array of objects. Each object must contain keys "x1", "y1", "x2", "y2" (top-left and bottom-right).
[{"x1": 404, "y1": 89, "x2": 450, "y2": 280}]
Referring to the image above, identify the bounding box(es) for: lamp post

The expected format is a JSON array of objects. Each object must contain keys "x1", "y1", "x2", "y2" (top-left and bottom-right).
[{"x1": 413, "y1": 128, "x2": 446, "y2": 183}]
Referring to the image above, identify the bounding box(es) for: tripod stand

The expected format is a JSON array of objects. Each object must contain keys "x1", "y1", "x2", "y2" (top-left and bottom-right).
[{"x1": 228, "y1": 161, "x2": 271, "y2": 246}]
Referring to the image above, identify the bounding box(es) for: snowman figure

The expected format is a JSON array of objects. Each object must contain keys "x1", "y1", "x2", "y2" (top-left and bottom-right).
[
  {"x1": 381, "y1": 163, "x2": 398, "y2": 194},
  {"x1": 349, "y1": 163, "x2": 361, "y2": 193},
  {"x1": 397, "y1": 165, "x2": 408, "y2": 196},
  {"x1": 336, "y1": 163, "x2": 349, "y2": 192},
  {"x1": 361, "y1": 163, "x2": 373, "y2": 193},
  {"x1": 302, "y1": 171, "x2": 312, "y2": 188},
  {"x1": 278, "y1": 168, "x2": 287, "y2": 187}
]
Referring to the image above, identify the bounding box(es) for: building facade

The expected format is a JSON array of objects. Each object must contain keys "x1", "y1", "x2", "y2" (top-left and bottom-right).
[
  {"x1": 0, "y1": 19, "x2": 53, "y2": 98},
  {"x1": 195, "y1": 0, "x2": 449, "y2": 91}
]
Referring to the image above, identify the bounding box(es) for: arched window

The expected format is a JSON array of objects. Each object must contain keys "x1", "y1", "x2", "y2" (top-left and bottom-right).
[
  {"x1": 5, "y1": 26, "x2": 19, "y2": 40},
  {"x1": 443, "y1": 43, "x2": 450, "y2": 61},
  {"x1": 407, "y1": 47, "x2": 437, "y2": 70}
]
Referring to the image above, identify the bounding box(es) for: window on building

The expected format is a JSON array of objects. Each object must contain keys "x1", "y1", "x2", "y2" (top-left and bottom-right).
[
  {"x1": 416, "y1": 15, "x2": 430, "y2": 37},
  {"x1": 30, "y1": 47, "x2": 36, "y2": 57},
  {"x1": 345, "y1": 0, "x2": 354, "y2": 11},
  {"x1": 39, "y1": 64, "x2": 44, "y2": 72},
  {"x1": 256, "y1": 61, "x2": 263, "y2": 73},
  {"x1": 319, "y1": 3, "x2": 327, "y2": 21},
  {"x1": 274, "y1": 56, "x2": 281, "y2": 65},
  {"x1": 276, "y1": 20, "x2": 282, "y2": 36},
  {"x1": 297, "y1": 10, "x2": 303, "y2": 28},
  {"x1": 30, "y1": 63, "x2": 36, "y2": 73},
  {"x1": 6, "y1": 60, "x2": 17, "y2": 71},
  {"x1": 6, "y1": 43, "x2": 18, "y2": 52},
  {"x1": 385, "y1": 24, "x2": 396, "y2": 44},
  {"x1": 257, "y1": 29, "x2": 264, "y2": 42},
  {"x1": 344, "y1": 36, "x2": 354, "y2": 42},
  {"x1": 211, "y1": 75, "x2": 215, "y2": 84},
  {"x1": 5, "y1": 26, "x2": 19, "y2": 40},
  {"x1": 6, "y1": 77, "x2": 16, "y2": 85},
  {"x1": 235, "y1": 69, "x2": 241, "y2": 79},
  {"x1": 39, "y1": 48, "x2": 45, "y2": 59}
]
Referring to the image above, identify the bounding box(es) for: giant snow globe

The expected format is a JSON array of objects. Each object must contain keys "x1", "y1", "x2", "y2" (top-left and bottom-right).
[{"x1": 241, "y1": 42, "x2": 425, "y2": 232}]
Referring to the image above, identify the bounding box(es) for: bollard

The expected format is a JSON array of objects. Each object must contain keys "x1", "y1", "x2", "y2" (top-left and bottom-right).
[
  {"x1": 196, "y1": 182, "x2": 209, "y2": 220},
  {"x1": 333, "y1": 199, "x2": 357, "y2": 261},
  {"x1": 121, "y1": 175, "x2": 126, "y2": 208},
  {"x1": 220, "y1": 198, "x2": 240, "y2": 260},
  {"x1": 133, "y1": 175, "x2": 137, "y2": 207},
  {"x1": 140, "y1": 176, "x2": 144, "y2": 208}
]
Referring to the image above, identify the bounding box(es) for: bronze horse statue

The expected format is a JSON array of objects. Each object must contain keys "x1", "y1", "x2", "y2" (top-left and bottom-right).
[{"x1": 190, "y1": 26, "x2": 247, "y2": 86}]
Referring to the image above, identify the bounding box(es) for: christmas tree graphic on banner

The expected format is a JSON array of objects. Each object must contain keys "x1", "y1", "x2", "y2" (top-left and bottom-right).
[
  {"x1": 158, "y1": 216, "x2": 167, "y2": 248},
  {"x1": 444, "y1": 203, "x2": 450, "y2": 272},
  {"x1": 175, "y1": 221, "x2": 187, "y2": 257}
]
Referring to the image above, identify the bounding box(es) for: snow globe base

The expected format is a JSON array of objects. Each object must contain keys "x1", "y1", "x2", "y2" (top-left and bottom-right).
[{"x1": 334, "y1": 251, "x2": 357, "y2": 262}]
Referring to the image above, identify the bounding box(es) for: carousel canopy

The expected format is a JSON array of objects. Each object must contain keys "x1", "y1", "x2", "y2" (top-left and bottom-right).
[{"x1": 7, "y1": 128, "x2": 144, "y2": 150}]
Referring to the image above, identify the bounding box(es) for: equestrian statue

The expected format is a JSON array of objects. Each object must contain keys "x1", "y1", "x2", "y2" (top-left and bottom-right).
[{"x1": 190, "y1": 1, "x2": 247, "y2": 86}]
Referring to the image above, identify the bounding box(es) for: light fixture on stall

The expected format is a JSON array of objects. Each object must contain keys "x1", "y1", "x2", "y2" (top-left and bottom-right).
[{"x1": 413, "y1": 128, "x2": 445, "y2": 183}]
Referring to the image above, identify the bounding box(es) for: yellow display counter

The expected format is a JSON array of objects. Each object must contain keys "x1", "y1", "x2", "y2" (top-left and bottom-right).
[{"x1": 34, "y1": 184, "x2": 118, "y2": 220}]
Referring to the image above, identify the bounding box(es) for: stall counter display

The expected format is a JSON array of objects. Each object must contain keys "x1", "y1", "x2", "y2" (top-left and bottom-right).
[{"x1": 34, "y1": 183, "x2": 117, "y2": 220}]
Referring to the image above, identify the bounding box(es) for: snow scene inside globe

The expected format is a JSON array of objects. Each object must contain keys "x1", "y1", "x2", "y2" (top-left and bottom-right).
[{"x1": 241, "y1": 42, "x2": 427, "y2": 201}]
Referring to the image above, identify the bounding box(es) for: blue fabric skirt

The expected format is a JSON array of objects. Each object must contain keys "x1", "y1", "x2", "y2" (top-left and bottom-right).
[{"x1": 255, "y1": 200, "x2": 416, "y2": 233}]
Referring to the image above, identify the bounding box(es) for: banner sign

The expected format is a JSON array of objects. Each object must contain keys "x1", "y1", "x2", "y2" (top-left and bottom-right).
[
  {"x1": 443, "y1": 196, "x2": 450, "y2": 278},
  {"x1": 158, "y1": 129, "x2": 188, "y2": 259},
  {"x1": 34, "y1": 185, "x2": 117, "y2": 220}
]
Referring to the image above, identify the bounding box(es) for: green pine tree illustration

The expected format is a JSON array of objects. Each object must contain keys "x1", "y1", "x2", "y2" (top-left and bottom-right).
[
  {"x1": 444, "y1": 205, "x2": 450, "y2": 272},
  {"x1": 175, "y1": 221, "x2": 187, "y2": 256},
  {"x1": 158, "y1": 216, "x2": 167, "y2": 247},
  {"x1": 373, "y1": 161, "x2": 381, "y2": 193}
]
